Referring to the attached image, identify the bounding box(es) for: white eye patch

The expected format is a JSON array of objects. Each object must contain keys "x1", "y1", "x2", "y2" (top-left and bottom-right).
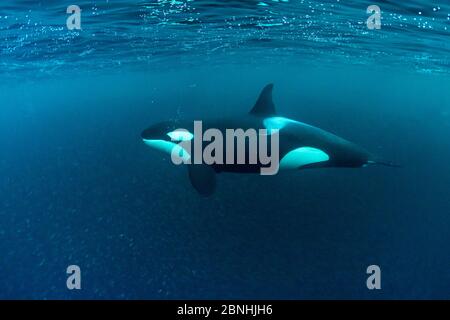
[{"x1": 167, "y1": 129, "x2": 194, "y2": 141}]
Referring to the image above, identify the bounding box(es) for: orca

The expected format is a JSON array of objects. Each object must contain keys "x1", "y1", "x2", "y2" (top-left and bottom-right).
[{"x1": 141, "y1": 84, "x2": 398, "y2": 196}]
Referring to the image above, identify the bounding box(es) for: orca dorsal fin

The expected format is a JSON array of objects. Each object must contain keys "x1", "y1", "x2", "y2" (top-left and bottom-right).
[{"x1": 249, "y1": 84, "x2": 276, "y2": 116}]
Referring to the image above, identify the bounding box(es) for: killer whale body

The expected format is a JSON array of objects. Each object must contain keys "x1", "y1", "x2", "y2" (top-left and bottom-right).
[{"x1": 141, "y1": 84, "x2": 397, "y2": 195}]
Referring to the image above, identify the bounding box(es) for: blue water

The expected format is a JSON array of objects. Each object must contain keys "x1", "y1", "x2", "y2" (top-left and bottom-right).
[{"x1": 0, "y1": 0, "x2": 449, "y2": 299}]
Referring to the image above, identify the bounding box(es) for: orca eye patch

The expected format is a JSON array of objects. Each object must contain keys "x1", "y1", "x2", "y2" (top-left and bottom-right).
[{"x1": 167, "y1": 130, "x2": 194, "y2": 141}]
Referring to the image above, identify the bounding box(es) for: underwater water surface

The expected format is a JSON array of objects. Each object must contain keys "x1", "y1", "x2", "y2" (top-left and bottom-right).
[{"x1": 0, "y1": 0, "x2": 450, "y2": 299}]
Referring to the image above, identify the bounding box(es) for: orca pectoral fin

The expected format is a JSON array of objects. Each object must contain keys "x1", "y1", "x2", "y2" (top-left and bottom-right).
[{"x1": 188, "y1": 164, "x2": 216, "y2": 196}]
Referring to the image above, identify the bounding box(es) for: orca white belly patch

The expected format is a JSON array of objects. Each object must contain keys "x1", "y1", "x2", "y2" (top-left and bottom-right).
[{"x1": 280, "y1": 147, "x2": 329, "y2": 170}]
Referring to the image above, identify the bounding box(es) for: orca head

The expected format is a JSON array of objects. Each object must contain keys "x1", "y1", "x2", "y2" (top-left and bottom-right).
[{"x1": 141, "y1": 120, "x2": 194, "y2": 162}]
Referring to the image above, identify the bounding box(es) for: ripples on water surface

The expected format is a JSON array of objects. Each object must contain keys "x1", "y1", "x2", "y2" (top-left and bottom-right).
[{"x1": 0, "y1": 0, "x2": 449, "y2": 78}]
